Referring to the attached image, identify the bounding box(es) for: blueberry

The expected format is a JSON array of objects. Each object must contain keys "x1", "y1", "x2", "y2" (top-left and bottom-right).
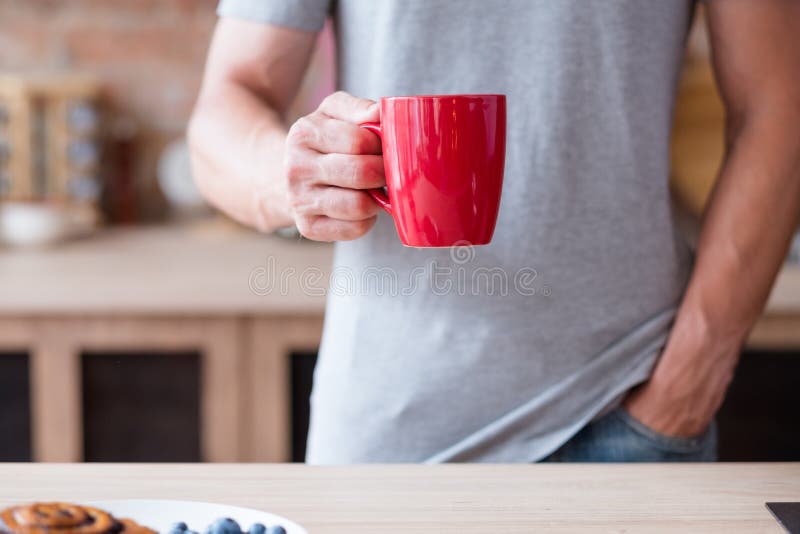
[
  {"x1": 172, "y1": 523, "x2": 188, "y2": 532},
  {"x1": 266, "y1": 526, "x2": 286, "y2": 534},
  {"x1": 206, "y1": 518, "x2": 243, "y2": 534},
  {"x1": 248, "y1": 524, "x2": 266, "y2": 534}
]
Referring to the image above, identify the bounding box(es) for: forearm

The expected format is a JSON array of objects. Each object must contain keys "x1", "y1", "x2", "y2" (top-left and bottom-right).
[
  {"x1": 188, "y1": 83, "x2": 293, "y2": 232},
  {"x1": 664, "y1": 109, "x2": 800, "y2": 375},
  {"x1": 622, "y1": 1, "x2": 800, "y2": 436},
  {"x1": 624, "y1": 108, "x2": 800, "y2": 434}
]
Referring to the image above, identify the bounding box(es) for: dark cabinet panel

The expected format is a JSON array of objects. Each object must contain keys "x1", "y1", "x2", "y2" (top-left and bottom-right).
[
  {"x1": 0, "y1": 352, "x2": 31, "y2": 461},
  {"x1": 82, "y1": 351, "x2": 201, "y2": 462},
  {"x1": 717, "y1": 350, "x2": 800, "y2": 461},
  {"x1": 291, "y1": 351, "x2": 317, "y2": 462}
]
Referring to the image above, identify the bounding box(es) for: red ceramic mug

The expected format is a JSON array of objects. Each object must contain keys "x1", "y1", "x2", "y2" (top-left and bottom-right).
[{"x1": 360, "y1": 94, "x2": 506, "y2": 247}]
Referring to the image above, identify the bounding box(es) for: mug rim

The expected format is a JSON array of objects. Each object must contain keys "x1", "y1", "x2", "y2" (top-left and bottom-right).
[{"x1": 382, "y1": 94, "x2": 505, "y2": 101}]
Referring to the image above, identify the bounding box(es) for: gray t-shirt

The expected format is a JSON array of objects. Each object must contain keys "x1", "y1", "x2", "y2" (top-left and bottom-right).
[{"x1": 218, "y1": 0, "x2": 696, "y2": 463}]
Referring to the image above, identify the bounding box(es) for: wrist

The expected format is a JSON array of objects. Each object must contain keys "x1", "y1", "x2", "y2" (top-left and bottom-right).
[
  {"x1": 671, "y1": 286, "x2": 751, "y2": 358},
  {"x1": 251, "y1": 180, "x2": 293, "y2": 233},
  {"x1": 650, "y1": 309, "x2": 740, "y2": 399},
  {"x1": 250, "y1": 127, "x2": 294, "y2": 232}
]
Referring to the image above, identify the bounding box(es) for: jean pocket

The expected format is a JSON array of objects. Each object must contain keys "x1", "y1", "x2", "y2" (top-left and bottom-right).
[{"x1": 612, "y1": 406, "x2": 713, "y2": 454}]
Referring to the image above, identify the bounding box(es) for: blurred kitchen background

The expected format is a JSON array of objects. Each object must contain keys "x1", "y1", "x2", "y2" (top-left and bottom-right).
[{"x1": 0, "y1": 1, "x2": 797, "y2": 464}]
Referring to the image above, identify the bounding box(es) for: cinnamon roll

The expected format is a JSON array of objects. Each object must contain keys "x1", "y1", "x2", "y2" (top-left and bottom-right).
[{"x1": 0, "y1": 503, "x2": 155, "y2": 534}]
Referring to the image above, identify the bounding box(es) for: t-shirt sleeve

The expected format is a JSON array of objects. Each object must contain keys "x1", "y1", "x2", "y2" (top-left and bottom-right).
[{"x1": 217, "y1": 0, "x2": 331, "y2": 32}]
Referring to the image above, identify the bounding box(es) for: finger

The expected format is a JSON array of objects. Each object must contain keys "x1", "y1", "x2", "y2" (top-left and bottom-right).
[
  {"x1": 316, "y1": 153, "x2": 385, "y2": 189},
  {"x1": 296, "y1": 214, "x2": 377, "y2": 242},
  {"x1": 315, "y1": 186, "x2": 379, "y2": 221},
  {"x1": 318, "y1": 91, "x2": 379, "y2": 124},
  {"x1": 300, "y1": 114, "x2": 381, "y2": 155}
]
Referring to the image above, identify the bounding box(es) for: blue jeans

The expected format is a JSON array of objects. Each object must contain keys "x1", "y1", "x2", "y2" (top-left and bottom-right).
[{"x1": 542, "y1": 406, "x2": 717, "y2": 462}]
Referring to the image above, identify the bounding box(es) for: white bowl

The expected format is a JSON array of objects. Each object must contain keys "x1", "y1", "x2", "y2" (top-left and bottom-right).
[
  {"x1": 0, "y1": 202, "x2": 96, "y2": 247},
  {"x1": 90, "y1": 499, "x2": 307, "y2": 534}
]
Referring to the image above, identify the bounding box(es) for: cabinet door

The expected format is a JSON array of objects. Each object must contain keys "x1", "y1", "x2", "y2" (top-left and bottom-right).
[
  {"x1": 82, "y1": 351, "x2": 201, "y2": 462},
  {"x1": 246, "y1": 317, "x2": 323, "y2": 462},
  {"x1": 0, "y1": 352, "x2": 31, "y2": 461},
  {"x1": 717, "y1": 349, "x2": 800, "y2": 460},
  {"x1": 2, "y1": 317, "x2": 243, "y2": 462},
  {"x1": 290, "y1": 350, "x2": 317, "y2": 462}
]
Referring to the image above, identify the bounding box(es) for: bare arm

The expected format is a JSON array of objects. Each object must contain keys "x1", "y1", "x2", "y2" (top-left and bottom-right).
[
  {"x1": 625, "y1": 0, "x2": 800, "y2": 436},
  {"x1": 189, "y1": 19, "x2": 314, "y2": 231},
  {"x1": 189, "y1": 19, "x2": 382, "y2": 238}
]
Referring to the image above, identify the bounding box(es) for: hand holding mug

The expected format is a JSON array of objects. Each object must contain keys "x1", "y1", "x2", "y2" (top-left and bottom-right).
[
  {"x1": 284, "y1": 91, "x2": 386, "y2": 242},
  {"x1": 360, "y1": 94, "x2": 506, "y2": 247},
  {"x1": 286, "y1": 91, "x2": 507, "y2": 247}
]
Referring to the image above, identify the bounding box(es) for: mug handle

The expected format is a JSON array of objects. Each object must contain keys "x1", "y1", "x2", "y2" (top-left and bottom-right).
[{"x1": 359, "y1": 122, "x2": 392, "y2": 215}]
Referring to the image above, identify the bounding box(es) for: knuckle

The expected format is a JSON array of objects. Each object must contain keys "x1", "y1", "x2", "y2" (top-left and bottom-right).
[
  {"x1": 289, "y1": 186, "x2": 319, "y2": 216},
  {"x1": 284, "y1": 153, "x2": 307, "y2": 184},
  {"x1": 287, "y1": 116, "x2": 316, "y2": 147},
  {"x1": 285, "y1": 148, "x2": 323, "y2": 189},
  {"x1": 286, "y1": 118, "x2": 304, "y2": 143},
  {"x1": 286, "y1": 189, "x2": 303, "y2": 211},
  {"x1": 318, "y1": 94, "x2": 336, "y2": 114},
  {"x1": 322, "y1": 91, "x2": 346, "y2": 108}
]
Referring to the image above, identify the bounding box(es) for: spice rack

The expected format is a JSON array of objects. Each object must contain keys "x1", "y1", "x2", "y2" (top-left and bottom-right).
[{"x1": 0, "y1": 74, "x2": 103, "y2": 208}]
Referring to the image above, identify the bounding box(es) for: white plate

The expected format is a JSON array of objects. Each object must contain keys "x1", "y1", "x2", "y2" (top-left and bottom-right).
[{"x1": 89, "y1": 500, "x2": 307, "y2": 534}]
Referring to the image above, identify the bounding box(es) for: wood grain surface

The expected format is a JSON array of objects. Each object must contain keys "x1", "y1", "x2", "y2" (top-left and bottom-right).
[{"x1": 0, "y1": 463, "x2": 796, "y2": 533}]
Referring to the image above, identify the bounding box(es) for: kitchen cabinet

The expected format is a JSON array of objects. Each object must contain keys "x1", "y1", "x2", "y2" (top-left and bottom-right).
[
  {"x1": 0, "y1": 223, "x2": 326, "y2": 462},
  {"x1": 0, "y1": 223, "x2": 798, "y2": 462},
  {"x1": 0, "y1": 351, "x2": 30, "y2": 460}
]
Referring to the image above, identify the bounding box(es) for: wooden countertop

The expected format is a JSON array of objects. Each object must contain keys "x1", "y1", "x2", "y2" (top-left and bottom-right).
[
  {"x1": 0, "y1": 221, "x2": 332, "y2": 315},
  {"x1": 0, "y1": 463, "x2": 796, "y2": 533},
  {"x1": 0, "y1": 221, "x2": 798, "y2": 316}
]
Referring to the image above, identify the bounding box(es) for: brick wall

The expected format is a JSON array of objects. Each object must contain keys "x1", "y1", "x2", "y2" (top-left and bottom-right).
[{"x1": 0, "y1": 0, "x2": 334, "y2": 221}]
